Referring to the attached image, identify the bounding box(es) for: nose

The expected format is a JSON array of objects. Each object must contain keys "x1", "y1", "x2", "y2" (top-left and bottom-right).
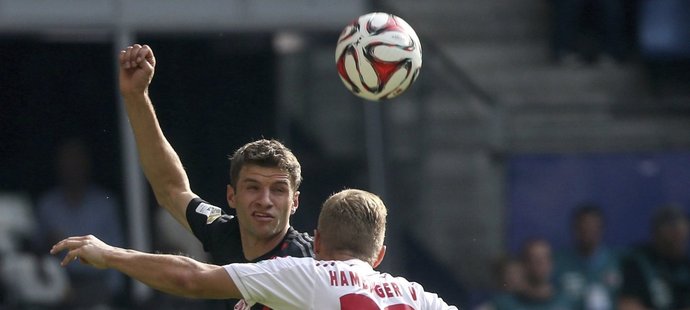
[{"x1": 255, "y1": 188, "x2": 273, "y2": 209}]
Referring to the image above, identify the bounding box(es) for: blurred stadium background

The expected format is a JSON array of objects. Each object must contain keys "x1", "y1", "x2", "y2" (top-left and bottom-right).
[{"x1": 1, "y1": 0, "x2": 690, "y2": 309}]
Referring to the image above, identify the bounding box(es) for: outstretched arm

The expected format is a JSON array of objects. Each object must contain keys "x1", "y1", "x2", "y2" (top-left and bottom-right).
[
  {"x1": 51, "y1": 235, "x2": 239, "y2": 299},
  {"x1": 119, "y1": 44, "x2": 197, "y2": 231}
]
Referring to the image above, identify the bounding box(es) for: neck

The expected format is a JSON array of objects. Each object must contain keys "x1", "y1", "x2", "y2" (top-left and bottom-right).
[
  {"x1": 240, "y1": 226, "x2": 290, "y2": 261},
  {"x1": 321, "y1": 252, "x2": 358, "y2": 262},
  {"x1": 318, "y1": 250, "x2": 371, "y2": 265}
]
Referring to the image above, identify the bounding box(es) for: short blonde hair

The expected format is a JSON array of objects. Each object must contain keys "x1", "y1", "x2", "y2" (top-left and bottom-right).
[{"x1": 317, "y1": 189, "x2": 387, "y2": 264}]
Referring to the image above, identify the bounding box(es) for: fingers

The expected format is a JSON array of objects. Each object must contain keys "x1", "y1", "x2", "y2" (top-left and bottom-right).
[
  {"x1": 60, "y1": 249, "x2": 81, "y2": 267},
  {"x1": 135, "y1": 45, "x2": 152, "y2": 65},
  {"x1": 119, "y1": 44, "x2": 155, "y2": 69},
  {"x1": 120, "y1": 46, "x2": 134, "y2": 69},
  {"x1": 129, "y1": 44, "x2": 142, "y2": 67},
  {"x1": 50, "y1": 235, "x2": 95, "y2": 262},
  {"x1": 51, "y1": 236, "x2": 86, "y2": 254},
  {"x1": 119, "y1": 48, "x2": 127, "y2": 67},
  {"x1": 50, "y1": 237, "x2": 86, "y2": 266},
  {"x1": 142, "y1": 45, "x2": 156, "y2": 67}
]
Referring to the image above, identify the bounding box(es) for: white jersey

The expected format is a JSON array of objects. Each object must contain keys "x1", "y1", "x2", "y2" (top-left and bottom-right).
[{"x1": 224, "y1": 256, "x2": 458, "y2": 310}]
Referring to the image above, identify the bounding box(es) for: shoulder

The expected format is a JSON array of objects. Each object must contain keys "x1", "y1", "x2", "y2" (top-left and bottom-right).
[
  {"x1": 230, "y1": 257, "x2": 317, "y2": 280},
  {"x1": 188, "y1": 198, "x2": 225, "y2": 217},
  {"x1": 265, "y1": 256, "x2": 316, "y2": 268},
  {"x1": 407, "y1": 279, "x2": 458, "y2": 309},
  {"x1": 279, "y1": 227, "x2": 314, "y2": 258},
  {"x1": 186, "y1": 198, "x2": 235, "y2": 227},
  {"x1": 553, "y1": 248, "x2": 578, "y2": 268},
  {"x1": 184, "y1": 198, "x2": 241, "y2": 262}
]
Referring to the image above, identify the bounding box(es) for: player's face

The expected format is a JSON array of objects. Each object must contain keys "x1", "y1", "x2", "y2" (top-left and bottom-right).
[{"x1": 227, "y1": 164, "x2": 299, "y2": 243}]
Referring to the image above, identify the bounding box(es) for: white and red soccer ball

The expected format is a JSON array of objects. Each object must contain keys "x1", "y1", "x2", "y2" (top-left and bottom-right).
[{"x1": 335, "y1": 12, "x2": 422, "y2": 101}]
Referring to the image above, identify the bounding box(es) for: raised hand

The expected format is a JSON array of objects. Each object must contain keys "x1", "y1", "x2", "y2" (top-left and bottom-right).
[{"x1": 119, "y1": 44, "x2": 156, "y2": 96}]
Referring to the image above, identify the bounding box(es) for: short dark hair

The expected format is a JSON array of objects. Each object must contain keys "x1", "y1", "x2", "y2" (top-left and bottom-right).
[
  {"x1": 572, "y1": 202, "x2": 603, "y2": 224},
  {"x1": 652, "y1": 204, "x2": 688, "y2": 232},
  {"x1": 228, "y1": 139, "x2": 302, "y2": 190}
]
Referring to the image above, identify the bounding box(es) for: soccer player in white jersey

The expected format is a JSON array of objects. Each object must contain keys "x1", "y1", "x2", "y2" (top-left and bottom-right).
[{"x1": 51, "y1": 189, "x2": 457, "y2": 310}]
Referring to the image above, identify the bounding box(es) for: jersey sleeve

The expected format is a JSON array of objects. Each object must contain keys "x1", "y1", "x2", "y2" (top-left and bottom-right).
[
  {"x1": 223, "y1": 257, "x2": 316, "y2": 309},
  {"x1": 185, "y1": 198, "x2": 238, "y2": 255},
  {"x1": 415, "y1": 282, "x2": 459, "y2": 310}
]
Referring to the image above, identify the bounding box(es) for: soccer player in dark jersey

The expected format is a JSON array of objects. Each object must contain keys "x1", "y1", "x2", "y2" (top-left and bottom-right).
[{"x1": 118, "y1": 44, "x2": 313, "y2": 308}]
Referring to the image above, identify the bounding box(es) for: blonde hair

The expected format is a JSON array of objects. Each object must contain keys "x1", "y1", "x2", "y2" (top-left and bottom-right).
[{"x1": 317, "y1": 189, "x2": 387, "y2": 264}]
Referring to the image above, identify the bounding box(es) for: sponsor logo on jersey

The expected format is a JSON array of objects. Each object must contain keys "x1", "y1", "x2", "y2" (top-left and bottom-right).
[{"x1": 195, "y1": 203, "x2": 222, "y2": 224}]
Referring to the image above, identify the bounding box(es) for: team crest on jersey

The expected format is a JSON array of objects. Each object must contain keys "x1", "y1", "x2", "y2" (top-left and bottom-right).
[{"x1": 195, "y1": 203, "x2": 222, "y2": 224}]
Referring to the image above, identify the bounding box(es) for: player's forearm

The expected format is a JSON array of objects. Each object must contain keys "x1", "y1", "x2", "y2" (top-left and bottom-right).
[
  {"x1": 105, "y1": 247, "x2": 235, "y2": 299},
  {"x1": 121, "y1": 92, "x2": 192, "y2": 217}
]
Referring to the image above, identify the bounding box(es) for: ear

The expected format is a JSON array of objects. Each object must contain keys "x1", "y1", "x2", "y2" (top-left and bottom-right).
[
  {"x1": 372, "y1": 245, "x2": 386, "y2": 269},
  {"x1": 226, "y1": 185, "x2": 237, "y2": 210},
  {"x1": 291, "y1": 190, "x2": 300, "y2": 215},
  {"x1": 313, "y1": 229, "x2": 321, "y2": 256}
]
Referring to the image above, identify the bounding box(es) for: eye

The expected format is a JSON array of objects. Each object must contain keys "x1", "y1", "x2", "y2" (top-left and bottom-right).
[{"x1": 272, "y1": 187, "x2": 288, "y2": 194}]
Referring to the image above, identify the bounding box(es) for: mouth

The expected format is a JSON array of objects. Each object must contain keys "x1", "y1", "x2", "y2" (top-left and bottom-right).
[{"x1": 252, "y1": 211, "x2": 274, "y2": 222}]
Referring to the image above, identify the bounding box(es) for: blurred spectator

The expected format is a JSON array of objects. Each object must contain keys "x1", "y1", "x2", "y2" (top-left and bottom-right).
[
  {"x1": 550, "y1": 0, "x2": 628, "y2": 65},
  {"x1": 0, "y1": 194, "x2": 68, "y2": 308},
  {"x1": 475, "y1": 255, "x2": 526, "y2": 310},
  {"x1": 494, "y1": 256, "x2": 528, "y2": 295},
  {"x1": 492, "y1": 239, "x2": 573, "y2": 309},
  {"x1": 35, "y1": 138, "x2": 125, "y2": 309},
  {"x1": 618, "y1": 205, "x2": 690, "y2": 310},
  {"x1": 554, "y1": 203, "x2": 621, "y2": 309}
]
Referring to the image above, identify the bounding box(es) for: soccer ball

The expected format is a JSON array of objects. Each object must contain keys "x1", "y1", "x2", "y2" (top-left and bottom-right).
[{"x1": 335, "y1": 12, "x2": 422, "y2": 101}]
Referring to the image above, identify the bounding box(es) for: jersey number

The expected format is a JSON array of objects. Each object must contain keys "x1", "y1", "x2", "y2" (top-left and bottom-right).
[{"x1": 340, "y1": 293, "x2": 414, "y2": 310}]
